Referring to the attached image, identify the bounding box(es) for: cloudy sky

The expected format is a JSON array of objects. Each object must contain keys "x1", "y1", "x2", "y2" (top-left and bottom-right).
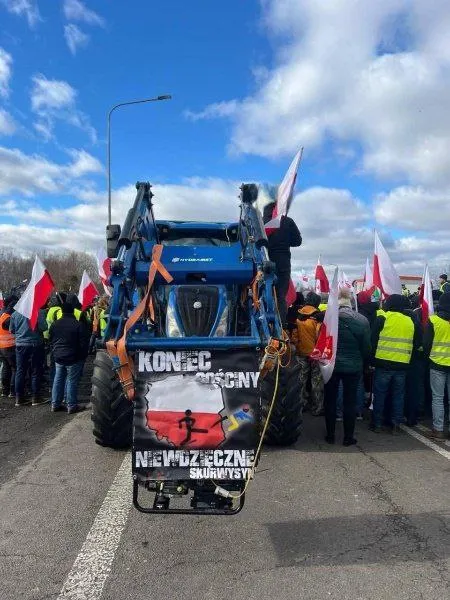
[{"x1": 0, "y1": 0, "x2": 449, "y2": 279}]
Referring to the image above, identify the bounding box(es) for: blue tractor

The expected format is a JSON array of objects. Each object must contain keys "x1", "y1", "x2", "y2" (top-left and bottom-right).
[{"x1": 91, "y1": 181, "x2": 302, "y2": 514}]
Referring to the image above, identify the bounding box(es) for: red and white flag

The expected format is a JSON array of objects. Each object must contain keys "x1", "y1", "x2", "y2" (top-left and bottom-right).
[
  {"x1": 0, "y1": 292, "x2": 4, "y2": 310},
  {"x1": 96, "y1": 247, "x2": 112, "y2": 296},
  {"x1": 264, "y1": 149, "x2": 303, "y2": 233},
  {"x1": 373, "y1": 230, "x2": 401, "y2": 298},
  {"x1": 363, "y1": 257, "x2": 373, "y2": 290},
  {"x1": 78, "y1": 270, "x2": 99, "y2": 311},
  {"x1": 420, "y1": 264, "x2": 434, "y2": 326},
  {"x1": 286, "y1": 279, "x2": 297, "y2": 307},
  {"x1": 145, "y1": 375, "x2": 226, "y2": 449},
  {"x1": 315, "y1": 257, "x2": 330, "y2": 294},
  {"x1": 311, "y1": 267, "x2": 339, "y2": 384},
  {"x1": 14, "y1": 256, "x2": 54, "y2": 330}
]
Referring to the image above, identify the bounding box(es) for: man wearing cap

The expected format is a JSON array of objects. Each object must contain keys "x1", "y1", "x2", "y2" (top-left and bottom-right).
[
  {"x1": 439, "y1": 275, "x2": 450, "y2": 294},
  {"x1": 423, "y1": 293, "x2": 450, "y2": 439},
  {"x1": 370, "y1": 294, "x2": 421, "y2": 433}
]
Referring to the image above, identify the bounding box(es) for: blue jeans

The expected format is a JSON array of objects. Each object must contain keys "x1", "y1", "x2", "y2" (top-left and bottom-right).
[
  {"x1": 373, "y1": 369, "x2": 406, "y2": 427},
  {"x1": 15, "y1": 344, "x2": 45, "y2": 398},
  {"x1": 337, "y1": 375, "x2": 365, "y2": 418},
  {"x1": 429, "y1": 369, "x2": 450, "y2": 432},
  {"x1": 52, "y1": 361, "x2": 84, "y2": 408}
]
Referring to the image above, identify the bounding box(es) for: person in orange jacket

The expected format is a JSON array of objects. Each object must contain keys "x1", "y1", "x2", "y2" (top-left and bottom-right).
[
  {"x1": 0, "y1": 294, "x2": 19, "y2": 398},
  {"x1": 291, "y1": 291, "x2": 324, "y2": 415}
]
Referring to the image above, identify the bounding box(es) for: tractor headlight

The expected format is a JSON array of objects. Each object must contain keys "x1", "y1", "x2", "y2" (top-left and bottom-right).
[
  {"x1": 214, "y1": 304, "x2": 229, "y2": 337},
  {"x1": 166, "y1": 304, "x2": 183, "y2": 337}
]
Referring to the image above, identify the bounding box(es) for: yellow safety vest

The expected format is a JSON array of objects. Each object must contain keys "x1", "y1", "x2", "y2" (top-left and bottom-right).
[
  {"x1": 319, "y1": 303, "x2": 327, "y2": 312},
  {"x1": 375, "y1": 312, "x2": 414, "y2": 364},
  {"x1": 47, "y1": 307, "x2": 83, "y2": 323},
  {"x1": 429, "y1": 315, "x2": 450, "y2": 367},
  {"x1": 377, "y1": 309, "x2": 386, "y2": 317}
]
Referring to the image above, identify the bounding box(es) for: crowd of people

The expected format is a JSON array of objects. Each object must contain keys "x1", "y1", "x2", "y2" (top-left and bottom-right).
[
  {"x1": 0, "y1": 292, "x2": 109, "y2": 412},
  {"x1": 287, "y1": 281, "x2": 450, "y2": 445}
]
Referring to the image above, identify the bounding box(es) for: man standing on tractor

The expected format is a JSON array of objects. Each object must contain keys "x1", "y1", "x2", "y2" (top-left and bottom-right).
[{"x1": 263, "y1": 202, "x2": 302, "y2": 325}]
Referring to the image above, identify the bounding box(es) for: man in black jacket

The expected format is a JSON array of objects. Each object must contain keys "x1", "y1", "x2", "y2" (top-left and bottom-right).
[
  {"x1": 263, "y1": 202, "x2": 302, "y2": 325},
  {"x1": 49, "y1": 299, "x2": 90, "y2": 414}
]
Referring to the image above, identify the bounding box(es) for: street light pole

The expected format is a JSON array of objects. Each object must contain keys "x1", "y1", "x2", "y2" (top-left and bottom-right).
[{"x1": 107, "y1": 94, "x2": 172, "y2": 225}]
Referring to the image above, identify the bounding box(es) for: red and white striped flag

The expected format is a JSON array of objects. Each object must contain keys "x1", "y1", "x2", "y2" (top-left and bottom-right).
[
  {"x1": 264, "y1": 149, "x2": 303, "y2": 233},
  {"x1": 14, "y1": 256, "x2": 54, "y2": 330},
  {"x1": 420, "y1": 264, "x2": 434, "y2": 326},
  {"x1": 315, "y1": 257, "x2": 330, "y2": 294},
  {"x1": 286, "y1": 279, "x2": 297, "y2": 307},
  {"x1": 145, "y1": 375, "x2": 226, "y2": 448},
  {"x1": 310, "y1": 267, "x2": 339, "y2": 384},
  {"x1": 363, "y1": 257, "x2": 373, "y2": 290},
  {"x1": 96, "y1": 247, "x2": 112, "y2": 296},
  {"x1": 0, "y1": 291, "x2": 4, "y2": 310},
  {"x1": 373, "y1": 230, "x2": 401, "y2": 298},
  {"x1": 78, "y1": 270, "x2": 100, "y2": 311}
]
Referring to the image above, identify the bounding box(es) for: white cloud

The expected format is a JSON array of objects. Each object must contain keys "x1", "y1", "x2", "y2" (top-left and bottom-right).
[
  {"x1": 185, "y1": 101, "x2": 238, "y2": 122},
  {"x1": 0, "y1": 108, "x2": 16, "y2": 135},
  {"x1": 31, "y1": 74, "x2": 76, "y2": 111},
  {"x1": 30, "y1": 74, "x2": 96, "y2": 142},
  {"x1": 375, "y1": 186, "x2": 450, "y2": 232},
  {"x1": 64, "y1": 24, "x2": 89, "y2": 55},
  {"x1": 0, "y1": 145, "x2": 102, "y2": 196},
  {"x1": 63, "y1": 0, "x2": 104, "y2": 27},
  {"x1": 0, "y1": 47, "x2": 12, "y2": 98},
  {"x1": 191, "y1": 0, "x2": 450, "y2": 186},
  {"x1": 0, "y1": 0, "x2": 40, "y2": 28}
]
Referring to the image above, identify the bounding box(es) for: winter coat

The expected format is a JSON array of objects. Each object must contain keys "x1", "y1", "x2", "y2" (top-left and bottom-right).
[
  {"x1": 292, "y1": 305, "x2": 322, "y2": 357},
  {"x1": 263, "y1": 205, "x2": 302, "y2": 273},
  {"x1": 9, "y1": 310, "x2": 47, "y2": 346},
  {"x1": 49, "y1": 314, "x2": 90, "y2": 366},
  {"x1": 334, "y1": 306, "x2": 371, "y2": 374}
]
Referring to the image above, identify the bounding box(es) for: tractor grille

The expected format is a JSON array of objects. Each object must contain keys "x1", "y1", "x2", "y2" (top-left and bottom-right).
[{"x1": 176, "y1": 286, "x2": 219, "y2": 337}]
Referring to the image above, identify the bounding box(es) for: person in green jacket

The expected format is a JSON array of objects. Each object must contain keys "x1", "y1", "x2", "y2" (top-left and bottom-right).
[{"x1": 324, "y1": 288, "x2": 371, "y2": 446}]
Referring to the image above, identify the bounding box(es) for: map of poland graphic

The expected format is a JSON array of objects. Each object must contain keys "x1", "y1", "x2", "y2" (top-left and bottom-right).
[{"x1": 145, "y1": 374, "x2": 226, "y2": 448}]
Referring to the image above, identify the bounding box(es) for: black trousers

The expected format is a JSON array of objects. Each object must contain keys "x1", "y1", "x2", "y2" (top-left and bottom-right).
[
  {"x1": 325, "y1": 371, "x2": 360, "y2": 440},
  {"x1": 0, "y1": 347, "x2": 16, "y2": 395},
  {"x1": 276, "y1": 270, "x2": 290, "y2": 326}
]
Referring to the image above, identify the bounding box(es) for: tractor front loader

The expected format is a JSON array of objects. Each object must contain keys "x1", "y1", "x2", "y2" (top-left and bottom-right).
[{"x1": 91, "y1": 182, "x2": 302, "y2": 514}]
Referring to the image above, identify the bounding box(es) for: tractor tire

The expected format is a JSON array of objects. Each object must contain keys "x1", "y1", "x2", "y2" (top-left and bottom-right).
[
  {"x1": 91, "y1": 350, "x2": 133, "y2": 449},
  {"x1": 260, "y1": 356, "x2": 302, "y2": 446}
]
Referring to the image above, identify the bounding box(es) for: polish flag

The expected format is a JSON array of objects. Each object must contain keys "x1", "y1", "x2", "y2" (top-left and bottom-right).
[
  {"x1": 310, "y1": 267, "x2": 339, "y2": 384},
  {"x1": 363, "y1": 257, "x2": 373, "y2": 290},
  {"x1": 145, "y1": 375, "x2": 226, "y2": 449},
  {"x1": 0, "y1": 292, "x2": 3, "y2": 310},
  {"x1": 78, "y1": 270, "x2": 99, "y2": 311},
  {"x1": 315, "y1": 258, "x2": 330, "y2": 294},
  {"x1": 420, "y1": 264, "x2": 434, "y2": 326},
  {"x1": 96, "y1": 247, "x2": 112, "y2": 296},
  {"x1": 265, "y1": 149, "x2": 303, "y2": 233},
  {"x1": 286, "y1": 279, "x2": 297, "y2": 307},
  {"x1": 373, "y1": 231, "x2": 401, "y2": 298},
  {"x1": 14, "y1": 256, "x2": 54, "y2": 330}
]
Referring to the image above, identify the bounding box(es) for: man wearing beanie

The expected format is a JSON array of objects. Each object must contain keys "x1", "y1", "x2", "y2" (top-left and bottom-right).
[
  {"x1": 423, "y1": 292, "x2": 450, "y2": 439},
  {"x1": 371, "y1": 294, "x2": 420, "y2": 433},
  {"x1": 49, "y1": 298, "x2": 90, "y2": 414}
]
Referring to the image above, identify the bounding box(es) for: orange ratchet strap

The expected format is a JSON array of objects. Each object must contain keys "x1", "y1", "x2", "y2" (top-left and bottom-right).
[{"x1": 106, "y1": 244, "x2": 173, "y2": 401}]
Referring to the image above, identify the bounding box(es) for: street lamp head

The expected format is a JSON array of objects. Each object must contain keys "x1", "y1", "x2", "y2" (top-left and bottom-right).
[{"x1": 157, "y1": 95, "x2": 172, "y2": 100}]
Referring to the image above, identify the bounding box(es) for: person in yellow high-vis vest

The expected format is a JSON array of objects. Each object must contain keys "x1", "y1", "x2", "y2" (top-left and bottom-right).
[
  {"x1": 370, "y1": 294, "x2": 419, "y2": 433},
  {"x1": 423, "y1": 293, "x2": 450, "y2": 439},
  {"x1": 439, "y1": 274, "x2": 450, "y2": 294}
]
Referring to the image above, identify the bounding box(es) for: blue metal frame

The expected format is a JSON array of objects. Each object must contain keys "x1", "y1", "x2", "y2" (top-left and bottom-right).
[{"x1": 104, "y1": 183, "x2": 283, "y2": 350}]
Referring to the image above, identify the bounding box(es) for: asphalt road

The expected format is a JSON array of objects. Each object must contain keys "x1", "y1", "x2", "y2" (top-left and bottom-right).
[{"x1": 0, "y1": 399, "x2": 449, "y2": 600}]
